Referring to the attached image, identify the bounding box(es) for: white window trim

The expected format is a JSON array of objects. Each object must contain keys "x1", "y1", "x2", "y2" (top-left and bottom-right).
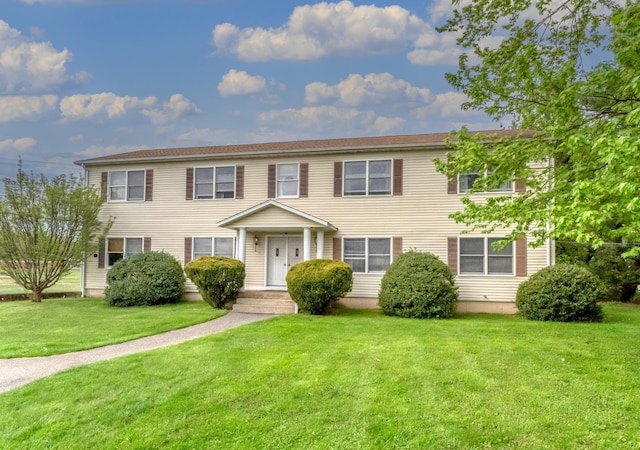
[
  {"x1": 192, "y1": 236, "x2": 236, "y2": 260},
  {"x1": 342, "y1": 237, "x2": 392, "y2": 274},
  {"x1": 276, "y1": 163, "x2": 300, "y2": 198},
  {"x1": 457, "y1": 170, "x2": 514, "y2": 194},
  {"x1": 193, "y1": 165, "x2": 236, "y2": 200},
  {"x1": 343, "y1": 159, "x2": 392, "y2": 197},
  {"x1": 106, "y1": 237, "x2": 144, "y2": 268},
  {"x1": 108, "y1": 170, "x2": 146, "y2": 202},
  {"x1": 458, "y1": 236, "x2": 515, "y2": 276}
]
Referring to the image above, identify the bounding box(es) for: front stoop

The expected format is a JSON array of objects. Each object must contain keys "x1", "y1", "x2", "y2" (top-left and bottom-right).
[{"x1": 232, "y1": 290, "x2": 297, "y2": 314}]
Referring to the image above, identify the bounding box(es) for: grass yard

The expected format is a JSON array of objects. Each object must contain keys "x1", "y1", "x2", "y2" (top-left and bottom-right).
[
  {"x1": 1, "y1": 304, "x2": 639, "y2": 449},
  {"x1": 0, "y1": 298, "x2": 224, "y2": 358},
  {"x1": 0, "y1": 268, "x2": 81, "y2": 295}
]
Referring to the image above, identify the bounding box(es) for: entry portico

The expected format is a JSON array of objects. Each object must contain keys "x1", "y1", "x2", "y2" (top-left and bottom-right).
[{"x1": 217, "y1": 200, "x2": 337, "y2": 289}]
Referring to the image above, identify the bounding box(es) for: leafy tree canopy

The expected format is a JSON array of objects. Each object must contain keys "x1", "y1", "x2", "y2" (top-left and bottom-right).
[
  {"x1": 0, "y1": 163, "x2": 111, "y2": 301},
  {"x1": 436, "y1": 0, "x2": 640, "y2": 253}
]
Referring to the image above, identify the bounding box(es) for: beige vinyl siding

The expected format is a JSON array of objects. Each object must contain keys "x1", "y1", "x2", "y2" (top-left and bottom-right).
[{"x1": 84, "y1": 149, "x2": 550, "y2": 304}]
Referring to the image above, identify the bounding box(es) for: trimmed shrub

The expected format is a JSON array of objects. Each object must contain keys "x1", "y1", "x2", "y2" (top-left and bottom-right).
[
  {"x1": 185, "y1": 256, "x2": 245, "y2": 308},
  {"x1": 516, "y1": 264, "x2": 603, "y2": 322},
  {"x1": 286, "y1": 259, "x2": 353, "y2": 315},
  {"x1": 378, "y1": 251, "x2": 457, "y2": 319},
  {"x1": 105, "y1": 252, "x2": 186, "y2": 307}
]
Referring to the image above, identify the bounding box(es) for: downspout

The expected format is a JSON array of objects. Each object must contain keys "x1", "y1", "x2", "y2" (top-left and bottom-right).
[
  {"x1": 545, "y1": 156, "x2": 553, "y2": 267},
  {"x1": 80, "y1": 165, "x2": 88, "y2": 298}
]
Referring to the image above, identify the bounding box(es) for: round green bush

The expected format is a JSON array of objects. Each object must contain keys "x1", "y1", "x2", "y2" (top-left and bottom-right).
[
  {"x1": 286, "y1": 259, "x2": 353, "y2": 315},
  {"x1": 516, "y1": 264, "x2": 603, "y2": 322},
  {"x1": 185, "y1": 256, "x2": 245, "y2": 308},
  {"x1": 378, "y1": 251, "x2": 457, "y2": 319},
  {"x1": 105, "y1": 252, "x2": 186, "y2": 307}
]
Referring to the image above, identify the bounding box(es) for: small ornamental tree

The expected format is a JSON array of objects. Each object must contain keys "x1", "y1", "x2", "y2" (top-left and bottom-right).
[
  {"x1": 286, "y1": 259, "x2": 353, "y2": 315},
  {"x1": 185, "y1": 256, "x2": 245, "y2": 308}
]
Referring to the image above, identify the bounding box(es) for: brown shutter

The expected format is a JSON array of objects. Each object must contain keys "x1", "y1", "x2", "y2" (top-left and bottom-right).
[
  {"x1": 515, "y1": 180, "x2": 526, "y2": 193},
  {"x1": 235, "y1": 165, "x2": 244, "y2": 199},
  {"x1": 101, "y1": 172, "x2": 108, "y2": 201},
  {"x1": 145, "y1": 169, "x2": 153, "y2": 201},
  {"x1": 184, "y1": 237, "x2": 192, "y2": 265},
  {"x1": 144, "y1": 237, "x2": 151, "y2": 252},
  {"x1": 447, "y1": 176, "x2": 458, "y2": 194},
  {"x1": 186, "y1": 168, "x2": 194, "y2": 200},
  {"x1": 333, "y1": 237, "x2": 342, "y2": 260},
  {"x1": 268, "y1": 164, "x2": 276, "y2": 198},
  {"x1": 393, "y1": 159, "x2": 403, "y2": 196},
  {"x1": 98, "y1": 239, "x2": 105, "y2": 269},
  {"x1": 516, "y1": 236, "x2": 527, "y2": 276},
  {"x1": 299, "y1": 163, "x2": 309, "y2": 198},
  {"x1": 393, "y1": 237, "x2": 403, "y2": 258},
  {"x1": 447, "y1": 237, "x2": 458, "y2": 275},
  {"x1": 334, "y1": 161, "x2": 342, "y2": 197}
]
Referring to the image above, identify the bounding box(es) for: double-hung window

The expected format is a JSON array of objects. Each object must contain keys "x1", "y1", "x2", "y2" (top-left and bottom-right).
[
  {"x1": 192, "y1": 237, "x2": 235, "y2": 259},
  {"x1": 107, "y1": 237, "x2": 143, "y2": 267},
  {"x1": 277, "y1": 164, "x2": 299, "y2": 197},
  {"x1": 344, "y1": 160, "x2": 391, "y2": 196},
  {"x1": 459, "y1": 169, "x2": 513, "y2": 193},
  {"x1": 459, "y1": 237, "x2": 513, "y2": 275},
  {"x1": 109, "y1": 170, "x2": 145, "y2": 201},
  {"x1": 194, "y1": 166, "x2": 235, "y2": 199},
  {"x1": 343, "y1": 237, "x2": 391, "y2": 273}
]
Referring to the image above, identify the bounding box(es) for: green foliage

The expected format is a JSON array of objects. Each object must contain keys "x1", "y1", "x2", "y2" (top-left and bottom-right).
[
  {"x1": 588, "y1": 246, "x2": 639, "y2": 302},
  {"x1": 378, "y1": 251, "x2": 457, "y2": 319},
  {"x1": 0, "y1": 162, "x2": 111, "y2": 302},
  {"x1": 286, "y1": 259, "x2": 353, "y2": 315},
  {"x1": 105, "y1": 252, "x2": 185, "y2": 307},
  {"x1": 516, "y1": 264, "x2": 603, "y2": 322},
  {"x1": 435, "y1": 1, "x2": 640, "y2": 254},
  {"x1": 184, "y1": 256, "x2": 245, "y2": 308}
]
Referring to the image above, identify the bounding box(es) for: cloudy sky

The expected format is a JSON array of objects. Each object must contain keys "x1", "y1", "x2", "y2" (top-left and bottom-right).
[{"x1": 0, "y1": 0, "x2": 497, "y2": 181}]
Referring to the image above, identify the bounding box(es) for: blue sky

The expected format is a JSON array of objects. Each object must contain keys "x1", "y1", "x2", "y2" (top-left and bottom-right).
[{"x1": 0, "y1": 0, "x2": 496, "y2": 181}]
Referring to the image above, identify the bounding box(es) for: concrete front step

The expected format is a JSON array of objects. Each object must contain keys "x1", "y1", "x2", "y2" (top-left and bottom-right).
[
  {"x1": 233, "y1": 290, "x2": 297, "y2": 314},
  {"x1": 237, "y1": 290, "x2": 292, "y2": 300}
]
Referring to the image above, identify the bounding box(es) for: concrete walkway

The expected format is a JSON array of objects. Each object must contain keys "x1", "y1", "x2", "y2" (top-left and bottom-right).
[{"x1": 0, "y1": 312, "x2": 277, "y2": 394}]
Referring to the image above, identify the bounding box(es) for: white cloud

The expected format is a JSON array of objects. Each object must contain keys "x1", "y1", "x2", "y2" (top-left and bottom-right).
[
  {"x1": 305, "y1": 73, "x2": 433, "y2": 107},
  {"x1": 0, "y1": 137, "x2": 37, "y2": 153},
  {"x1": 74, "y1": 144, "x2": 150, "y2": 159},
  {"x1": 0, "y1": 95, "x2": 58, "y2": 122},
  {"x1": 69, "y1": 134, "x2": 84, "y2": 143},
  {"x1": 413, "y1": 91, "x2": 474, "y2": 119},
  {"x1": 213, "y1": 1, "x2": 424, "y2": 61},
  {"x1": 0, "y1": 20, "x2": 89, "y2": 93},
  {"x1": 217, "y1": 69, "x2": 267, "y2": 97},
  {"x1": 141, "y1": 94, "x2": 201, "y2": 125}
]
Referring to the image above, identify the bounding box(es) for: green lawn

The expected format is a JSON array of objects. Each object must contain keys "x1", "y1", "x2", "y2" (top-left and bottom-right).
[
  {"x1": 0, "y1": 269, "x2": 81, "y2": 295},
  {"x1": 1, "y1": 303, "x2": 639, "y2": 449},
  {"x1": 0, "y1": 297, "x2": 224, "y2": 358}
]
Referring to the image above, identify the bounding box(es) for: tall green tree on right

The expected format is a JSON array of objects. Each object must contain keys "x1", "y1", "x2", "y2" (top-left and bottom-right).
[{"x1": 436, "y1": 0, "x2": 640, "y2": 254}]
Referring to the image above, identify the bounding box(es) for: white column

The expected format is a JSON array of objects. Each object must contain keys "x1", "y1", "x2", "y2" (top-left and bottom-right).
[
  {"x1": 238, "y1": 228, "x2": 247, "y2": 263},
  {"x1": 316, "y1": 230, "x2": 325, "y2": 259},
  {"x1": 303, "y1": 227, "x2": 311, "y2": 261}
]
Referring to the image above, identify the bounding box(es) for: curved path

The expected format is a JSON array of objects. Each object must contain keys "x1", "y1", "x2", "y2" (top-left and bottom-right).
[{"x1": 0, "y1": 312, "x2": 276, "y2": 394}]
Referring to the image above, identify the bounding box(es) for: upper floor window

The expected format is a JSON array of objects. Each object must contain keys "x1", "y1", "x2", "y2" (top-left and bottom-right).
[
  {"x1": 459, "y1": 237, "x2": 513, "y2": 275},
  {"x1": 277, "y1": 163, "x2": 299, "y2": 197},
  {"x1": 344, "y1": 160, "x2": 391, "y2": 196},
  {"x1": 458, "y1": 170, "x2": 513, "y2": 194},
  {"x1": 194, "y1": 166, "x2": 235, "y2": 199},
  {"x1": 107, "y1": 237, "x2": 143, "y2": 267},
  {"x1": 109, "y1": 170, "x2": 145, "y2": 201},
  {"x1": 192, "y1": 237, "x2": 235, "y2": 259},
  {"x1": 343, "y1": 237, "x2": 391, "y2": 273}
]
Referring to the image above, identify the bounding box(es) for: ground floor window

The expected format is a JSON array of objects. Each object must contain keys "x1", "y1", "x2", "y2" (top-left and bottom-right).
[
  {"x1": 343, "y1": 237, "x2": 391, "y2": 273},
  {"x1": 459, "y1": 237, "x2": 513, "y2": 275},
  {"x1": 107, "y1": 237, "x2": 143, "y2": 267},
  {"x1": 192, "y1": 237, "x2": 235, "y2": 259}
]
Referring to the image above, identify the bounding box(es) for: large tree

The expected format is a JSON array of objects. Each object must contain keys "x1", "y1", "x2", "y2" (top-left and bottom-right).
[
  {"x1": 0, "y1": 164, "x2": 111, "y2": 301},
  {"x1": 435, "y1": 0, "x2": 640, "y2": 253}
]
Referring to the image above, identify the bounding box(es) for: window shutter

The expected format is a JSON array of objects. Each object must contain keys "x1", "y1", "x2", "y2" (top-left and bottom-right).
[
  {"x1": 145, "y1": 169, "x2": 153, "y2": 201},
  {"x1": 334, "y1": 162, "x2": 342, "y2": 197},
  {"x1": 144, "y1": 237, "x2": 151, "y2": 252},
  {"x1": 393, "y1": 237, "x2": 403, "y2": 258},
  {"x1": 516, "y1": 236, "x2": 527, "y2": 276},
  {"x1": 515, "y1": 180, "x2": 526, "y2": 193},
  {"x1": 268, "y1": 164, "x2": 276, "y2": 198},
  {"x1": 333, "y1": 237, "x2": 342, "y2": 260},
  {"x1": 300, "y1": 163, "x2": 309, "y2": 198},
  {"x1": 98, "y1": 239, "x2": 105, "y2": 269},
  {"x1": 393, "y1": 159, "x2": 403, "y2": 196},
  {"x1": 447, "y1": 237, "x2": 458, "y2": 275},
  {"x1": 447, "y1": 176, "x2": 458, "y2": 194},
  {"x1": 101, "y1": 172, "x2": 108, "y2": 201},
  {"x1": 235, "y1": 165, "x2": 244, "y2": 199},
  {"x1": 186, "y1": 168, "x2": 194, "y2": 200},
  {"x1": 184, "y1": 237, "x2": 192, "y2": 265}
]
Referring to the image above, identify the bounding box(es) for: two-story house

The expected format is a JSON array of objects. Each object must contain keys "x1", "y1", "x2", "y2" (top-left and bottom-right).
[{"x1": 74, "y1": 130, "x2": 553, "y2": 314}]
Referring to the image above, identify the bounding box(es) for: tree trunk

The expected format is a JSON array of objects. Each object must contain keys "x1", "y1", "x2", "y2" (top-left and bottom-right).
[
  {"x1": 620, "y1": 283, "x2": 637, "y2": 303},
  {"x1": 31, "y1": 290, "x2": 43, "y2": 302}
]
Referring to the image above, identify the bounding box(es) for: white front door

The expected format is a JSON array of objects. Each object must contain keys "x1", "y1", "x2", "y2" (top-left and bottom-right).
[{"x1": 267, "y1": 236, "x2": 304, "y2": 286}]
